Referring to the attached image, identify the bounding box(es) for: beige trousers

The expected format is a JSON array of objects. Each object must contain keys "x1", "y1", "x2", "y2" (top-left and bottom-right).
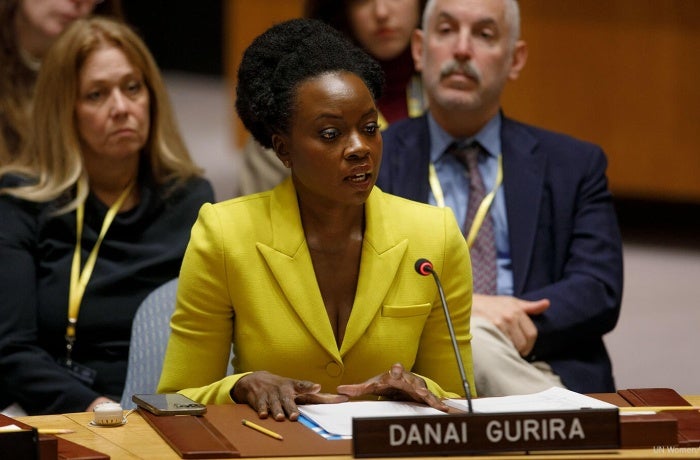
[{"x1": 470, "y1": 316, "x2": 565, "y2": 397}]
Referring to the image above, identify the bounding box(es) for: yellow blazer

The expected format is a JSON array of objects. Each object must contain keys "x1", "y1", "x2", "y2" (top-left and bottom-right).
[{"x1": 158, "y1": 178, "x2": 474, "y2": 404}]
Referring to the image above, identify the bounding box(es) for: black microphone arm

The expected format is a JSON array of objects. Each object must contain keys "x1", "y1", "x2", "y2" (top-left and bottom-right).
[{"x1": 414, "y1": 258, "x2": 474, "y2": 413}]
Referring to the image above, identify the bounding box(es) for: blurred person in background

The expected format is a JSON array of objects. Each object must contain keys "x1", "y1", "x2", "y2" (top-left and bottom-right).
[
  {"x1": 0, "y1": 17, "x2": 213, "y2": 415},
  {"x1": 0, "y1": 0, "x2": 123, "y2": 164},
  {"x1": 378, "y1": 0, "x2": 623, "y2": 395}
]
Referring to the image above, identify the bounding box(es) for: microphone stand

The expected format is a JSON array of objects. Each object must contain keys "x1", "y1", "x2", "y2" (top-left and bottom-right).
[{"x1": 428, "y1": 268, "x2": 474, "y2": 413}]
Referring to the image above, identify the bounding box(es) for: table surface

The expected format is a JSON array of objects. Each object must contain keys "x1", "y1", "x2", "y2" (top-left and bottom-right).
[{"x1": 17, "y1": 396, "x2": 700, "y2": 460}]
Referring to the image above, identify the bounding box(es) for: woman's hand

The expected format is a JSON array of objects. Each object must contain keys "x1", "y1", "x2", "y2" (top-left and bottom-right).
[
  {"x1": 336, "y1": 363, "x2": 449, "y2": 412},
  {"x1": 232, "y1": 371, "x2": 348, "y2": 421}
]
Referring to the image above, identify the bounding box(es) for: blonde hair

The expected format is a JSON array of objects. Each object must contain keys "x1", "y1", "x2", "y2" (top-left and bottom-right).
[{"x1": 0, "y1": 17, "x2": 202, "y2": 213}]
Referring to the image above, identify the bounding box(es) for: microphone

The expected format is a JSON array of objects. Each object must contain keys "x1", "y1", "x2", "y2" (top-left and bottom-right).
[{"x1": 414, "y1": 258, "x2": 473, "y2": 413}]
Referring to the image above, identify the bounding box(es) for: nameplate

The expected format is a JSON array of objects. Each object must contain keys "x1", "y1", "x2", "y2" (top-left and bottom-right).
[{"x1": 352, "y1": 409, "x2": 619, "y2": 457}]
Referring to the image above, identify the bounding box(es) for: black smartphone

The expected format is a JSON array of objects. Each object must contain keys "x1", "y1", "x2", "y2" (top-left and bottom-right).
[{"x1": 132, "y1": 393, "x2": 207, "y2": 416}]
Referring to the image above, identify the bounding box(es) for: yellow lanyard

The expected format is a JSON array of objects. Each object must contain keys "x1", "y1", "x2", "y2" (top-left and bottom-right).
[
  {"x1": 406, "y1": 74, "x2": 425, "y2": 119},
  {"x1": 378, "y1": 111, "x2": 389, "y2": 132},
  {"x1": 378, "y1": 74, "x2": 425, "y2": 130},
  {"x1": 65, "y1": 180, "x2": 135, "y2": 359},
  {"x1": 428, "y1": 155, "x2": 503, "y2": 248}
]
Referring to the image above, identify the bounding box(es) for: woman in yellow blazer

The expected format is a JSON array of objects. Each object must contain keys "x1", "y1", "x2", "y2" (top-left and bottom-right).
[{"x1": 158, "y1": 18, "x2": 474, "y2": 421}]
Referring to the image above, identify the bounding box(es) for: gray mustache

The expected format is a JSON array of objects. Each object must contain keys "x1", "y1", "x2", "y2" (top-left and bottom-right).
[{"x1": 440, "y1": 60, "x2": 481, "y2": 82}]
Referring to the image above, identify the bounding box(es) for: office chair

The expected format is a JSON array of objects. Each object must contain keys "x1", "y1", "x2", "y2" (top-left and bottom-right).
[
  {"x1": 120, "y1": 278, "x2": 180, "y2": 409},
  {"x1": 120, "y1": 278, "x2": 235, "y2": 409}
]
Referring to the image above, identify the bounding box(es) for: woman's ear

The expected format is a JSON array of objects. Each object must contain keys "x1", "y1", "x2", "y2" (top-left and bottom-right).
[{"x1": 271, "y1": 134, "x2": 292, "y2": 169}]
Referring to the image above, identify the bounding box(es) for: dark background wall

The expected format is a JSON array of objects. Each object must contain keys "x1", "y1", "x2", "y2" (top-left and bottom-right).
[{"x1": 121, "y1": 2, "x2": 224, "y2": 76}]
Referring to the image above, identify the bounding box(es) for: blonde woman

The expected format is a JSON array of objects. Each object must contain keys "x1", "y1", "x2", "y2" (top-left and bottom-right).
[{"x1": 0, "y1": 17, "x2": 213, "y2": 415}]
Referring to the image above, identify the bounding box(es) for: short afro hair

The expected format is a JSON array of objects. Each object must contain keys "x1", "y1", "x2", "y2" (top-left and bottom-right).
[{"x1": 235, "y1": 18, "x2": 385, "y2": 149}]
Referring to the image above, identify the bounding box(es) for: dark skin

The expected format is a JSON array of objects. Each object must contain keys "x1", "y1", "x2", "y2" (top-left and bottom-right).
[
  {"x1": 306, "y1": 215, "x2": 362, "y2": 348},
  {"x1": 232, "y1": 71, "x2": 449, "y2": 420}
]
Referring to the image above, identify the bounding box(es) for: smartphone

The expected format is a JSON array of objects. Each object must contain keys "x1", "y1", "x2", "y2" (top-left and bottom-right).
[{"x1": 132, "y1": 393, "x2": 207, "y2": 416}]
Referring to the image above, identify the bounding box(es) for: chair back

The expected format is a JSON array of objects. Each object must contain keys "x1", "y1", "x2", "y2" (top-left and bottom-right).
[
  {"x1": 120, "y1": 278, "x2": 234, "y2": 409},
  {"x1": 120, "y1": 278, "x2": 179, "y2": 409}
]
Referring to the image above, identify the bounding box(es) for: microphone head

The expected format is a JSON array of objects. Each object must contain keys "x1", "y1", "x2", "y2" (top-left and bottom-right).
[{"x1": 414, "y1": 258, "x2": 433, "y2": 276}]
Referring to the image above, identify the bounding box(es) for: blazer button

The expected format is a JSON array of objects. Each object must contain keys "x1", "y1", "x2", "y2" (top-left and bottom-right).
[{"x1": 325, "y1": 362, "x2": 342, "y2": 377}]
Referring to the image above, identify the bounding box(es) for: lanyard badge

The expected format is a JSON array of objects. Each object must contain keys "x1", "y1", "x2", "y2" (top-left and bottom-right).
[{"x1": 64, "y1": 180, "x2": 135, "y2": 365}]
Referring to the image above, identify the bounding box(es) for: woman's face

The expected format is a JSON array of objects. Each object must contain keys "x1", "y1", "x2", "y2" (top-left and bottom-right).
[
  {"x1": 348, "y1": 0, "x2": 421, "y2": 61},
  {"x1": 75, "y1": 45, "x2": 150, "y2": 167},
  {"x1": 275, "y1": 71, "x2": 382, "y2": 208},
  {"x1": 18, "y1": 0, "x2": 96, "y2": 42}
]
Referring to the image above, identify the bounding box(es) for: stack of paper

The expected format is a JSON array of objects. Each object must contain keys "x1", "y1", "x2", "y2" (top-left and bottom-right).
[
  {"x1": 298, "y1": 401, "x2": 445, "y2": 438},
  {"x1": 446, "y1": 387, "x2": 618, "y2": 413},
  {"x1": 298, "y1": 387, "x2": 618, "y2": 439}
]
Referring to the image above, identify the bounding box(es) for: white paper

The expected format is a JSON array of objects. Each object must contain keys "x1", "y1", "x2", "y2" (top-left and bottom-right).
[
  {"x1": 0, "y1": 424, "x2": 24, "y2": 432},
  {"x1": 298, "y1": 401, "x2": 445, "y2": 437},
  {"x1": 298, "y1": 388, "x2": 617, "y2": 438},
  {"x1": 446, "y1": 387, "x2": 618, "y2": 413}
]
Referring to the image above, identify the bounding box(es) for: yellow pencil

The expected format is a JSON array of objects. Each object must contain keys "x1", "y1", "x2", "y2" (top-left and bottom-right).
[
  {"x1": 38, "y1": 428, "x2": 76, "y2": 435},
  {"x1": 241, "y1": 419, "x2": 284, "y2": 440},
  {"x1": 618, "y1": 406, "x2": 700, "y2": 412}
]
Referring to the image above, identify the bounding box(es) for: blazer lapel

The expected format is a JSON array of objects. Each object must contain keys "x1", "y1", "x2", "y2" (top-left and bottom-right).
[
  {"x1": 339, "y1": 188, "x2": 408, "y2": 356},
  {"x1": 257, "y1": 183, "x2": 409, "y2": 359},
  {"x1": 501, "y1": 117, "x2": 546, "y2": 295},
  {"x1": 256, "y1": 179, "x2": 340, "y2": 359}
]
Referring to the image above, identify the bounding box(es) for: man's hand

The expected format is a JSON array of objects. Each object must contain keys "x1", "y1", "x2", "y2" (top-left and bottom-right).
[{"x1": 471, "y1": 295, "x2": 549, "y2": 356}]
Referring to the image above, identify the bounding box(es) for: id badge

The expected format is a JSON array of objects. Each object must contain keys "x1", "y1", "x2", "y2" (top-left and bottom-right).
[{"x1": 57, "y1": 357, "x2": 97, "y2": 387}]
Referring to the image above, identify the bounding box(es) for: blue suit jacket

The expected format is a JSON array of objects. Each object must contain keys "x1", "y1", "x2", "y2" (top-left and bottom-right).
[{"x1": 377, "y1": 114, "x2": 623, "y2": 393}]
